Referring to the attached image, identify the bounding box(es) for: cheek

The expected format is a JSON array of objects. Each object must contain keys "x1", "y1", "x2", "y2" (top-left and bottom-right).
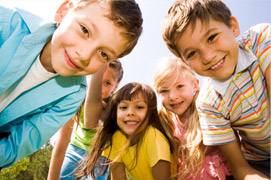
[
  {"x1": 116, "y1": 111, "x2": 122, "y2": 124},
  {"x1": 159, "y1": 95, "x2": 167, "y2": 103},
  {"x1": 102, "y1": 87, "x2": 111, "y2": 98},
  {"x1": 86, "y1": 60, "x2": 106, "y2": 74},
  {"x1": 185, "y1": 91, "x2": 194, "y2": 103},
  {"x1": 187, "y1": 61, "x2": 198, "y2": 71}
]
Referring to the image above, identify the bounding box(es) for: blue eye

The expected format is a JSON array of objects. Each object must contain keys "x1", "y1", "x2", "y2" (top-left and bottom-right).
[{"x1": 159, "y1": 89, "x2": 168, "y2": 94}]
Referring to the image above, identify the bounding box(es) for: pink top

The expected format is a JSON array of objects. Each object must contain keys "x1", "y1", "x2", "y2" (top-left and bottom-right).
[{"x1": 171, "y1": 114, "x2": 231, "y2": 180}]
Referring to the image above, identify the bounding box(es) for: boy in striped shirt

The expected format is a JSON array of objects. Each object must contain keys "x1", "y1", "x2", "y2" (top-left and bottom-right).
[{"x1": 161, "y1": 0, "x2": 270, "y2": 179}]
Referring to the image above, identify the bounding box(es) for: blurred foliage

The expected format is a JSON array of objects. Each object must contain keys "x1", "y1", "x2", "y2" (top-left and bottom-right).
[
  {"x1": 0, "y1": 140, "x2": 135, "y2": 180},
  {"x1": 0, "y1": 141, "x2": 53, "y2": 180}
]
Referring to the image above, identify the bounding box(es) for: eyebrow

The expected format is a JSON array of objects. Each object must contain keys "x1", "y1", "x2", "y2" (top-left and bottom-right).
[
  {"x1": 88, "y1": 19, "x2": 117, "y2": 57},
  {"x1": 182, "y1": 27, "x2": 217, "y2": 57}
]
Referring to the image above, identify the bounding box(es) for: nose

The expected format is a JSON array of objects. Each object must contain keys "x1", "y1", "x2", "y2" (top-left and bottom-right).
[
  {"x1": 127, "y1": 107, "x2": 135, "y2": 117},
  {"x1": 76, "y1": 44, "x2": 95, "y2": 66},
  {"x1": 169, "y1": 89, "x2": 178, "y2": 101},
  {"x1": 201, "y1": 48, "x2": 216, "y2": 65}
]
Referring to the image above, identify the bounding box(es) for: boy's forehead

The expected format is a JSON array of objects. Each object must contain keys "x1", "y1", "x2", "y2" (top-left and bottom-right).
[
  {"x1": 105, "y1": 67, "x2": 117, "y2": 80},
  {"x1": 185, "y1": 18, "x2": 209, "y2": 36},
  {"x1": 71, "y1": 1, "x2": 128, "y2": 58}
]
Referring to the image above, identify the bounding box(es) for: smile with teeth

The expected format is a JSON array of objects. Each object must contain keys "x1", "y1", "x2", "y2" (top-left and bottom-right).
[
  {"x1": 209, "y1": 57, "x2": 225, "y2": 71},
  {"x1": 125, "y1": 121, "x2": 139, "y2": 125}
]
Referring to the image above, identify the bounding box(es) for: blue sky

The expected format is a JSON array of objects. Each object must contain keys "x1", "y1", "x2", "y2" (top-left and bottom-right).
[
  {"x1": 120, "y1": 0, "x2": 271, "y2": 88},
  {"x1": 1, "y1": 0, "x2": 270, "y2": 89}
]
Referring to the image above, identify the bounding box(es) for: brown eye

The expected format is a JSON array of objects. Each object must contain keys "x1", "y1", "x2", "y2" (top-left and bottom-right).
[
  {"x1": 99, "y1": 50, "x2": 109, "y2": 61},
  {"x1": 81, "y1": 25, "x2": 89, "y2": 36},
  {"x1": 208, "y1": 34, "x2": 217, "y2": 43},
  {"x1": 187, "y1": 51, "x2": 196, "y2": 60}
]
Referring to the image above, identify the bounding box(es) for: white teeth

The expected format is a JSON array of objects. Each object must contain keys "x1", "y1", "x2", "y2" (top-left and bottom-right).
[
  {"x1": 126, "y1": 121, "x2": 138, "y2": 125},
  {"x1": 211, "y1": 59, "x2": 223, "y2": 70}
]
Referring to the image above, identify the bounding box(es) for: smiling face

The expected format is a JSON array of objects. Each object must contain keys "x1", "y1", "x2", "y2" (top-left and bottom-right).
[
  {"x1": 157, "y1": 73, "x2": 199, "y2": 117},
  {"x1": 41, "y1": 1, "x2": 127, "y2": 76},
  {"x1": 116, "y1": 92, "x2": 148, "y2": 136},
  {"x1": 177, "y1": 17, "x2": 240, "y2": 80}
]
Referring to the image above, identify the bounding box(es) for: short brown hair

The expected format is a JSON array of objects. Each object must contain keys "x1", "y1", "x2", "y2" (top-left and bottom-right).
[
  {"x1": 70, "y1": 0, "x2": 143, "y2": 58},
  {"x1": 161, "y1": 0, "x2": 231, "y2": 58},
  {"x1": 109, "y1": 59, "x2": 123, "y2": 83}
]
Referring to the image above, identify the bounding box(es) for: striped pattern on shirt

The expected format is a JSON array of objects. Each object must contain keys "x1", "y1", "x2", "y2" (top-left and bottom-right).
[{"x1": 197, "y1": 23, "x2": 270, "y2": 160}]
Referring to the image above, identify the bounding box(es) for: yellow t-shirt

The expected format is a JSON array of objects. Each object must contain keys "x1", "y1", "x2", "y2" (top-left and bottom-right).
[{"x1": 103, "y1": 125, "x2": 172, "y2": 180}]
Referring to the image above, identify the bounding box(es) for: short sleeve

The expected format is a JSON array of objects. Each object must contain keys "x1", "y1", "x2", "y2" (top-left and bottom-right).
[
  {"x1": 103, "y1": 131, "x2": 126, "y2": 163},
  {"x1": 145, "y1": 127, "x2": 171, "y2": 167}
]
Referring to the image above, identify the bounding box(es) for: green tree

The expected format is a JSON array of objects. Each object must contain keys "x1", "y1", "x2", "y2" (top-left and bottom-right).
[{"x1": 0, "y1": 141, "x2": 53, "y2": 180}]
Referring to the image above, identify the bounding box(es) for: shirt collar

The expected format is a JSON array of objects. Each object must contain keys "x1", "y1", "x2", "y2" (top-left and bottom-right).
[{"x1": 210, "y1": 48, "x2": 257, "y2": 95}]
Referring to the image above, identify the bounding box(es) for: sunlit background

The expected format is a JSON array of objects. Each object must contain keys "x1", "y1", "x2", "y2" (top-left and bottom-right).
[{"x1": 1, "y1": 0, "x2": 270, "y2": 144}]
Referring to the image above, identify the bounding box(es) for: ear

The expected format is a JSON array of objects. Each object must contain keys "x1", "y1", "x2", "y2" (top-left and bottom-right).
[
  {"x1": 54, "y1": 0, "x2": 72, "y2": 23},
  {"x1": 230, "y1": 16, "x2": 240, "y2": 38},
  {"x1": 192, "y1": 78, "x2": 200, "y2": 93}
]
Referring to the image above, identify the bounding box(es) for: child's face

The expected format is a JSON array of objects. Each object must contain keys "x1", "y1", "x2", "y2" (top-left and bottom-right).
[
  {"x1": 157, "y1": 74, "x2": 199, "y2": 116},
  {"x1": 117, "y1": 93, "x2": 148, "y2": 136},
  {"x1": 177, "y1": 17, "x2": 240, "y2": 80},
  {"x1": 102, "y1": 67, "x2": 119, "y2": 99},
  {"x1": 49, "y1": 1, "x2": 127, "y2": 76}
]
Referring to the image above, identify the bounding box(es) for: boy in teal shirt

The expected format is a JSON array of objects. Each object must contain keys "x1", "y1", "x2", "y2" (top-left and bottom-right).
[{"x1": 0, "y1": 0, "x2": 142, "y2": 168}]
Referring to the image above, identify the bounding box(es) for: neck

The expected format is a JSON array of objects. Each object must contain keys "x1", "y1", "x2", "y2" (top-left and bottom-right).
[{"x1": 40, "y1": 39, "x2": 55, "y2": 73}]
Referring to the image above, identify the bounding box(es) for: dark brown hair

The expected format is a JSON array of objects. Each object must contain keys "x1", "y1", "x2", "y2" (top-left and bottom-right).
[
  {"x1": 161, "y1": 0, "x2": 231, "y2": 58},
  {"x1": 78, "y1": 82, "x2": 172, "y2": 178}
]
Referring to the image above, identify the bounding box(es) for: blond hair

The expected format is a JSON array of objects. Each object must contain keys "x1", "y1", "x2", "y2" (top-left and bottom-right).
[
  {"x1": 161, "y1": 0, "x2": 231, "y2": 58},
  {"x1": 154, "y1": 57, "x2": 204, "y2": 179}
]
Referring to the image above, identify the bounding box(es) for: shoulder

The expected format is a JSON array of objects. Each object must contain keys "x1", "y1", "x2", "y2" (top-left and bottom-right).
[
  {"x1": 0, "y1": 5, "x2": 16, "y2": 20},
  {"x1": 197, "y1": 79, "x2": 217, "y2": 106},
  {"x1": 0, "y1": 5, "x2": 47, "y2": 32},
  {"x1": 143, "y1": 126, "x2": 169, "y2": 145},
  {"x1": 0, "y1": 6, "x2": 25, "y2": 40},
  {"x1": 112, "y1": 130, "x2": 127, "y2": 143},
  {"x1": 144, "y1": 126, "x2": 164, "y2": 137},
  {"x1": 239, "y1": 23, "x2": 271, "y2": 51},
  {"x1": 14, "y1": 7, "x2": 45, "y2": 32}
]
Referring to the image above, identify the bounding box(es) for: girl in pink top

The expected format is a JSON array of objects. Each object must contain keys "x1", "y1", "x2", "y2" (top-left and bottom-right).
[{"x1": 154, "y1": 57, "x2": 232, "y2": 180}]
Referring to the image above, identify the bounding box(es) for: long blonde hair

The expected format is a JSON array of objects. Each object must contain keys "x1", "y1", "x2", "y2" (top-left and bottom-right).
[{"x1": 154, "y1": 57, "x2": 204, "y2": 179}]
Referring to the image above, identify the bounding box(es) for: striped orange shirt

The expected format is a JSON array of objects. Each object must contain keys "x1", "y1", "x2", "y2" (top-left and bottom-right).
[{"x1": 197, "y1": 23, "x2": 270, "y2": 160}]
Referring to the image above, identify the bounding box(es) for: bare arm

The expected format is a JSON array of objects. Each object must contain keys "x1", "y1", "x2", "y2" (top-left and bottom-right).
[
  {"x1": 84, "y1": 65, "x2": 107, "y2": 129},
  {"x1": 152, "y1": 160, "x2": 171, "y2": 180},
  {"x1": 219, "y1": 141, "x2": 269, "y2": 180},
  {"x1": 110, "y1": 162, "x2": 126, "y2": 180},
  {"x1": 264, "y1": 64, "x2": 270, "y2": 108},
  {"x1": 47, "y1": 118, "x2": 74, "y2": 180}
]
